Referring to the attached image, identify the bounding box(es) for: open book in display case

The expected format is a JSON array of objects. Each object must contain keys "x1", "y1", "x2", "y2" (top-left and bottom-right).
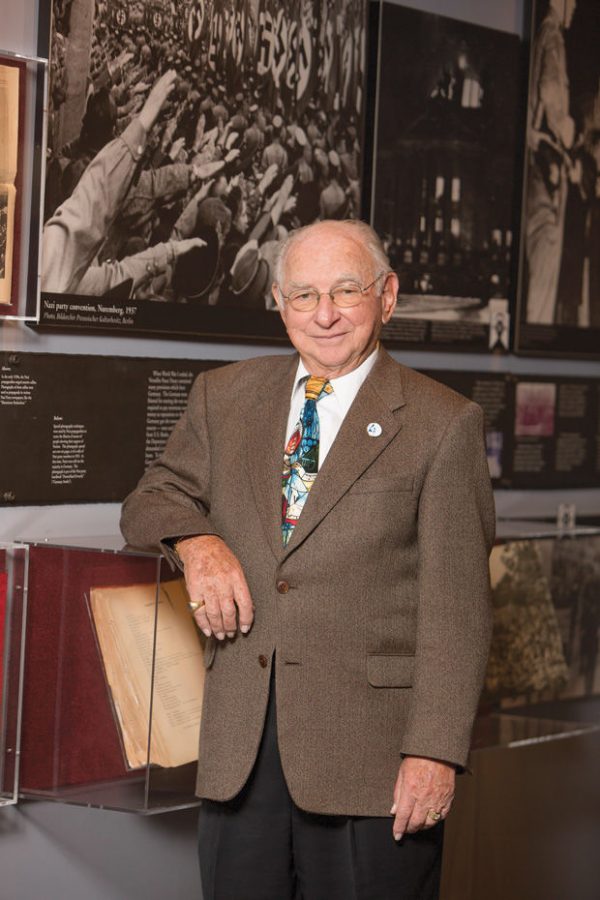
[
  {"x1": 0, "y1": 542, "x2": 28, "y2": 807},
  {"x1": 17, "y1": 537, "x2": 206, "y2": 814}
]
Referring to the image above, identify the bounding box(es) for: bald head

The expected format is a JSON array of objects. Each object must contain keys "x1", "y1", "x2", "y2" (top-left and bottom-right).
[{"x1": 275, "y1": 220, "x2": 391, "y2": 287}]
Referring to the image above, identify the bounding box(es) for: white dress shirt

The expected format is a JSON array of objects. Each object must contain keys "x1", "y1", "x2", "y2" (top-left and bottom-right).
[{"x1": 284, "y1": 347, "x2": 379, "y2": 465}]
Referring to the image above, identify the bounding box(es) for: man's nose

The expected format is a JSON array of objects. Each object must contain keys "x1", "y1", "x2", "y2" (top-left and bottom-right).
[{"x1": 313, "y1": 292, "x2": 341, "y2": 326}]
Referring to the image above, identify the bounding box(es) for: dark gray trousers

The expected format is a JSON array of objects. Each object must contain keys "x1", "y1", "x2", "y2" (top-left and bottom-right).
[{"x1": 198, "y1": 674, "x2": 443, "y2": 900}]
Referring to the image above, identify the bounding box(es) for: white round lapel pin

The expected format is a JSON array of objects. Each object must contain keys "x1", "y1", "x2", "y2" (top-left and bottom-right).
[{"x1": 367, "y1": 422, "x2": 382, "y2": 437}]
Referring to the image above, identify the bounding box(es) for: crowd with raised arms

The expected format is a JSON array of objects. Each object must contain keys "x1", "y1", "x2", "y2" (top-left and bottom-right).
[{"x1": 42, "y1": 0, "x2": 362, "y2": 307}]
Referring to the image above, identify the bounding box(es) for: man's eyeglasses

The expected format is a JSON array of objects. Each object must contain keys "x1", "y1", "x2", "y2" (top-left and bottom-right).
[{"x1": 278, "y1": 273, "x2": 389, "y2": 312}]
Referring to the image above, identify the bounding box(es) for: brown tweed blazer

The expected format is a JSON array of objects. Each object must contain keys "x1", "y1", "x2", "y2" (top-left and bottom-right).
[{"x1": 121, "y1": 348, "x2": 495, "y2": 817}]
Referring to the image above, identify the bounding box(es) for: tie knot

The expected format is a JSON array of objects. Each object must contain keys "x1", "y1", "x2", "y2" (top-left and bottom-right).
[{"x1": 304, "y1": 375, "x2": 332, "y2": 401}]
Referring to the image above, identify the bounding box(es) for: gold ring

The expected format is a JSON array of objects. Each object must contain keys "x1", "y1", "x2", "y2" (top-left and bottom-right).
[
  {"x1": 188, "y1": 601, "x2": 205, "y2": 613},
  {"x1": 427, "y1": 810, "x2": 442, "y2": 821}
]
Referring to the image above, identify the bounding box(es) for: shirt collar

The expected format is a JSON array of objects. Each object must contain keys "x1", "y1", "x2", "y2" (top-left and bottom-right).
[{"x1": 292, "y1": 345, "x2": 380, "y2": 412}]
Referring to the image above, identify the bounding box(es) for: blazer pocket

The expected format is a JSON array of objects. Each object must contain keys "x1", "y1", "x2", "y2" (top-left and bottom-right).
[
  {"x1": 203, "y1": 637, "x2": 216, "y2": 670},
  {"x1": 367, "y1": 654, "x2": 415, "y2": 687},
  {"x1": 351, "y1": 475, "x2": 414, "y2": 494}
]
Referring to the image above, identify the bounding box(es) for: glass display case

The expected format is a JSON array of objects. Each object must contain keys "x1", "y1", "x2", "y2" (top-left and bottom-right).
[
  {"x1": 439, "y1": 521, "x2": 600, "y2": 900},
  {"x1": 13, "y1": 523, "x2": 599, "y2": 823},
  {"x1": 0, "y1": 49, "x2": 47, "y2": 321},
  {"x1": 0, "y1": 542, "x2": 28, "y2": 807},
  {"x1": 17, "y1": 537, "x2": 204, "y2": 814}
]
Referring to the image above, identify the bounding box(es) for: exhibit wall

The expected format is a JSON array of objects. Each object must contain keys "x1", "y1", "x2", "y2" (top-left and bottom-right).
[{"x1": 1, "y1": 1, "x2": 599, "y2": 899}]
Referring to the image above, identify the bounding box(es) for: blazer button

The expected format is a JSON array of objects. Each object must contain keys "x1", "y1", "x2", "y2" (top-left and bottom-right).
[
  {"x1": 258, "y1": 654, "x2": 268, "y2": 668},
  {"x1": 276, "y1": 580, "x2": 289, "y2": 594}
]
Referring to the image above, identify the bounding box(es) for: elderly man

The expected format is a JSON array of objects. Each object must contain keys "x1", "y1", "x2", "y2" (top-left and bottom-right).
[{"x1": 121, "y1": 219, "x2": 495, "y2": 900}]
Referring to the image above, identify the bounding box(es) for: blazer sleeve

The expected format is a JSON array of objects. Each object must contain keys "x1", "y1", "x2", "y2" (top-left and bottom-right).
[
  {"x1": 120, "y1": 371, "x2": 221, "y2": 564},
  {"x1": 400, "y1": 400, "x2": 496, "y2": 768}
]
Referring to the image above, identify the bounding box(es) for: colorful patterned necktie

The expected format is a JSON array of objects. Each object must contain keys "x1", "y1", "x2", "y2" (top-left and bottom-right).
[{"x1": 282, "y1": 375, "x2": 333, "y2": 546}]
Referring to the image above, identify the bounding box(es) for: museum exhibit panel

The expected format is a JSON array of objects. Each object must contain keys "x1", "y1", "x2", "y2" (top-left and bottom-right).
[
  {"x1": 0, "y1": 50, "x2": 46, "y2": 321},
  {"x1": 515, "y1": 0, "x2": 600, "y2": 357},
  {"x1": 371, "y1": 1, "x2": 520, "y2": 353},
  {"x1": 1, "y1": 0, "x2": 599, "y2": 898},
  {"x1": 15, "y1": 538, "x2": 206, "y2": 814}
]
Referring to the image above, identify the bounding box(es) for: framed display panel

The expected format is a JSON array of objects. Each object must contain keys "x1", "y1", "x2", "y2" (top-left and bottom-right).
[
  {"x1": 427, "y1": 370, "x2": 600, "y2": 490},
  {"x1": 35, "y1": 0, "x2": 369, "y2": 340},
  {"x1": 515, "y1": 0, "x2": 600, "y2": 358},
  {"x1": 0, "y1": 543, "x2": 28, "y2": 807},
  {"x1": 18, "y1": 539, "x2": 206, "y2": 814},
  {"x1": 369, "y1": 1, "x2": 522, "y2": 353},
  {"x1": 508, "y1": 373, "x2": 600, "y2": 489},
  {"x1": 0, "y1": 351, "x2": 226, "y2": 506},
  {"x1": 0, "y1": 50, "x2": 47, "y2": 320},
  {"x1": 484, "y1": 523, "x2": 600, "y2": 709}
]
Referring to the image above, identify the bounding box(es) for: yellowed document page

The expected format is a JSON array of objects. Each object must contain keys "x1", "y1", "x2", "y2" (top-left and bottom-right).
[
  {"x1": 0, "y1": 63, "x2": 20, "y2": 304},
  {"x1": 90, "y1": 579, "x2": 205, "y2": 769}
]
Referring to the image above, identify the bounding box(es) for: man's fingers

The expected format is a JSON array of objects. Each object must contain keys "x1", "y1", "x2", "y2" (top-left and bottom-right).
[
  {"x1": 234, "y1": 577, "x2": 254, "y2": 633},
  {"x1": 390, "y1": 756, "x2": 455, "y2": 839},
  {"x1": 192, "y1": 587, "x2": 253, "y2": 640},
  {"x1": 203, "y1": 598, "x2": 226, "y2": 640},
  {"x1": 392, "y1": 803, "x2": 413, "y2": 841},
  {"x1": 181, "y1": 536, "x2": 253, "y2": 638},
  {"x1": 193, "y1": 606, "x2": 212, "y2": 639},
  {"x1": 405, "y1": 805, "x2": 430, "y2": 833},
  {"x1": 220, "y1": 596, "x2": 238, "y2": 636}
]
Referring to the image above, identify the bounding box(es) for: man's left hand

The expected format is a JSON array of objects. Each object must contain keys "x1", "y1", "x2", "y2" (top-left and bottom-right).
[{"x1": 390, "y1": 756, "x2": 455, "y2": 841}]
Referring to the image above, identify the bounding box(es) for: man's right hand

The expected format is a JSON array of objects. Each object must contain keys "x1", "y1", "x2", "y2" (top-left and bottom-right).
[{"x1": 175, "y1": 535, "x2": 254, "y2": 641}]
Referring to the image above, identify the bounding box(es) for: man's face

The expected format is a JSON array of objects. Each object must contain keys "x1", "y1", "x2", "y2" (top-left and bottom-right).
[{"x1": 274, "y1": 224, "x2": 398, "y2": 378}]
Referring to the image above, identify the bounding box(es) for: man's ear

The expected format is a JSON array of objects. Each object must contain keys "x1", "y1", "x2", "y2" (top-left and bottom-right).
[
  {"x1": 381, "y1": 272, "x2": 399, "y2": 324},
  {"x1": 272, "y1": 283, "x2": 285, "y2": 316}
]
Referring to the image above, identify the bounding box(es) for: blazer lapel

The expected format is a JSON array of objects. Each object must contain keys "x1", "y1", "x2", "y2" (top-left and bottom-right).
[
  {"x1": 282, "y1": 349, "x2": 406, "y2": 557},
  {"x1": 246, "y1": 353, "x2": 299, "y2": 561}
]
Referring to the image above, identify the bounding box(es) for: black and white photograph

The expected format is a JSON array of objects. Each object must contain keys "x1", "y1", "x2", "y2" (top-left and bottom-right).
[
  {"x1": 371, "y1": 2, "x2": 521, "y2": 353},
  {"x1": 516, "y1": 0, "x2": 600, "y2": 357},
  {"x1": 486, "y1": 539, "x2": 569, "y2": 703},
  {"x1": 36, "y1": 0, "x2": 367, "y2": 339}
]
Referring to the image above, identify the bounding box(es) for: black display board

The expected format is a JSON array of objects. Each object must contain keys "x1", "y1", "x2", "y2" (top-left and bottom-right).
[
  {"x1": 371, "y1": 2, "x2": 522, "y2": 354},
  {"x1": 515, "y1": 0, "x2": 600, "y2": 358},
  {"x1": 0, "y1": 352, "x2": 225, "y2": 504},
  {"x1": 427, "y1": 369, "x2": 600, "y2": 489},
  {"x1": 2, "y1": 353, "x2": 599, "y2": 504}
]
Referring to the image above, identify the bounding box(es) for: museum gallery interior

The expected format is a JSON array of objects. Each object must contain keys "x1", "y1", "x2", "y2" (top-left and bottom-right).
[{"x1": 1, "y1": 1, "x2": 599, "y2": 898}]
